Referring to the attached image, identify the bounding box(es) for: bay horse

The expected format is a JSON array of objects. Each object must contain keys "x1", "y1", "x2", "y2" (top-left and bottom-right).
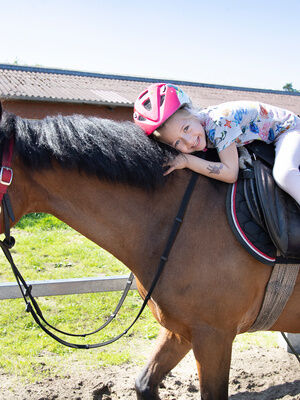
[{"x1": 0, "y1": 102, "x2": 299, "y2": 400}]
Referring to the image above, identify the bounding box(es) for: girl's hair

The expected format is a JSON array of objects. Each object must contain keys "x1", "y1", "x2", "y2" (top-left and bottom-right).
[
  {"x1": 152, "y1": 104, "x2": 202, "y2": 136},
  {"x1": 181, "y1": 104, "x2": 202, "y2": 118}
]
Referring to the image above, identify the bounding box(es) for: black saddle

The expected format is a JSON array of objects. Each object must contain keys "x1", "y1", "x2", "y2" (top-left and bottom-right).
[{"x1": 226, "y1": 142, "x2": 300, "y2": 264}]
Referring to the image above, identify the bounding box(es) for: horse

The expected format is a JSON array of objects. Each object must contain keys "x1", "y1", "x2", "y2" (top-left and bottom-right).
[{"x1": 0, "y1": 102, "x2": 299, "y2": 400}]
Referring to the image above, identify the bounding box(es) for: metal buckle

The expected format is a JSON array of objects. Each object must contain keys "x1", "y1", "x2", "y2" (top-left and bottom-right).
[{"x1": 0, "y1": 167, "x2": 13, "y2": 186}]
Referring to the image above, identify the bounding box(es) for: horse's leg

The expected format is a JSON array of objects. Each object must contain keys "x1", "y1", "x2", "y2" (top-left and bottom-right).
[
  {"x1": 192, "y1": 325, "x2": 234, "y2": 400},
  {"x1": 135, "y1": 326, "x2": 191, "y2": 400}
]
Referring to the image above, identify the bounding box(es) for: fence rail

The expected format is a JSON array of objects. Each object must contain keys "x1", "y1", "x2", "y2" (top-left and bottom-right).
[
  {"x1": 1, "y1": 275, "x2": 300, "y2": 354},
  {"x1": 0, "y1": 275, "x2": 137, "y2": 300}
]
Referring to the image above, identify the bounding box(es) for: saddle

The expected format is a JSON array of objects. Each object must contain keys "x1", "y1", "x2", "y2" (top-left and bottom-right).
[{"x1": 226, "y1": 142, "x2": 300, "y2": 265}]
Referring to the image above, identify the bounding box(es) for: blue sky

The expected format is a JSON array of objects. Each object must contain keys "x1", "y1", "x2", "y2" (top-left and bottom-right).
[{"x1": 1, "y1": 0, "x2": 299, "y2": 91}]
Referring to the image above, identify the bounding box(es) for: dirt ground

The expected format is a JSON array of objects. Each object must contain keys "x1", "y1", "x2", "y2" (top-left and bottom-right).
[{"x1": 0, "y1": 344, "x2": 299, "y2": 400}]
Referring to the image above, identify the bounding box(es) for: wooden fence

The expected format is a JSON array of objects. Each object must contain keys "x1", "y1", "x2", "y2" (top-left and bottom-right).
[
  {"x1": 1, "y1": 275, "x2": 299, "y2": 354},
  {"x1": 0, "y1": 275, "x2": 137, "y2": 300}
]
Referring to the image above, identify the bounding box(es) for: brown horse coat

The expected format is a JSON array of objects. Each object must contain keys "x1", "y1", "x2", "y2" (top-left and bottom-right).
[{"x1": 0, "y1": 105, "x2": 299, "y2": 399}]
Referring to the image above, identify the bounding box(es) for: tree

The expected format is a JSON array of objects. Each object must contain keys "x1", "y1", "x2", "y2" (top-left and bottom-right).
[{"x1": 283, "y1": 83, "x2": 299, "y2": 92}]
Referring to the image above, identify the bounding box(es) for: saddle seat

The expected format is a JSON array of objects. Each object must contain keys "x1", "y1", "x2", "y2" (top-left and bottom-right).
[{"x1": 226, "y1": 142, "x2": 300, "y2": 265}]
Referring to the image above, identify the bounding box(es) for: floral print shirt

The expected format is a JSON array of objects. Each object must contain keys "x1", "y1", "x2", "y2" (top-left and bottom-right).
[{"x1": 198, "y1": 101, "x2": 298, "y2": 152}]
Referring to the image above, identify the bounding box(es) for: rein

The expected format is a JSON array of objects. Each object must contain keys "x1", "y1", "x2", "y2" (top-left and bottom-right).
[{"x1": 0, "y1": 136, "x2": 198, "y2": 348}]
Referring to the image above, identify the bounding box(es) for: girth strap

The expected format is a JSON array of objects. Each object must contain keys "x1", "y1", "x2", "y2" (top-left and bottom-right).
[{"x1": 249, "y1": 262, "x2": 300, "y2": 332}]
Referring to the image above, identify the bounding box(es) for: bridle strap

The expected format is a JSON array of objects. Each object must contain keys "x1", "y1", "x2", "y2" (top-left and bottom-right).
[
  {"x1": 0, "y1": 136, "x2": 14, "y2": 243},
  {"x1": 0, "y1": 136, "x2": 14, "y2": 204},
  {"x1": 1, "y1": 171, "x2": 198, "y2": 348}
]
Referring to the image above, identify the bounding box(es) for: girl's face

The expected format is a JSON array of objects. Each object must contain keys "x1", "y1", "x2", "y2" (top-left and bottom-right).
[{"x1": 157, "y1": 110, "x2": 206, "y2": 153}]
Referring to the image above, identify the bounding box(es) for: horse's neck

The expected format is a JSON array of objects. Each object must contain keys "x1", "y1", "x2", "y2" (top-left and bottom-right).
[{"x1": 11, "y1": 158, "x2": 188, "y2": 279}]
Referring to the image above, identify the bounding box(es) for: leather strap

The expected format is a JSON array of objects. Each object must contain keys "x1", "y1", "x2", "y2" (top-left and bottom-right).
[{"x1": 0, "y1": 137, "x2": 14, "y2": 203}]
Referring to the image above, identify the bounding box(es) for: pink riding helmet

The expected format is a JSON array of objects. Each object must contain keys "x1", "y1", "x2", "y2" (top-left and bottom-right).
[{"x1": 133, "y1": 83, "x2": 191, "y2": 135}]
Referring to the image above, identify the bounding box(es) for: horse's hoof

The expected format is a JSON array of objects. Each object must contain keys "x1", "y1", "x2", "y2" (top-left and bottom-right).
[{"x1": 135, "y1": 380, "x2": 160, "y2": 400}]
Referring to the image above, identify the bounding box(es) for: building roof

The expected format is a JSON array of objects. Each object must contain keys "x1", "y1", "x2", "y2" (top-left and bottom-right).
[{"x1": 1, "y1": 64, "x2": 300, "y2": 114}]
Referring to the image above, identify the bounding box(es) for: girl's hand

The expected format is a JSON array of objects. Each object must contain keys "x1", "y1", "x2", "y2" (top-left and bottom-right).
[{"x1": 163, "y1": 154, "x2": 188, "y2": 176}]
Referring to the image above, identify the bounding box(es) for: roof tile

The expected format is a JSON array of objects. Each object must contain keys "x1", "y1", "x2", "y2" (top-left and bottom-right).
[{"x1": 0, "y1": 64, "x2": 300, "y2": 114}]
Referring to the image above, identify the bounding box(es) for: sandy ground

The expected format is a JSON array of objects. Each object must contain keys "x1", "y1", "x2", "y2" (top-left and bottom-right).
[{"x1": 0, "y1": 343, "x2": 299, "y2": 400}]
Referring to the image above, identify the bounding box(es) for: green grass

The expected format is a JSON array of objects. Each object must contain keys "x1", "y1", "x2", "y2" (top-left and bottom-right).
[
  {"x1": 15, "y1": 213, "x2": 68, "y2": 230},
  {"x1": 234, "y1": 331, "x2": 279, "y2": 351},
  {"x1": 0, "y1": 214, "x2": 128, "y2": 282},
  {"x1": 0, "y1": 213, "x2": 159, "y2": 380},
  {"x1": 0, "y1": 213, "x2": 279, "y2": 381}
]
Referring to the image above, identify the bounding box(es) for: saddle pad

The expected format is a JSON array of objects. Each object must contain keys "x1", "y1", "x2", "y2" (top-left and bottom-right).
[{"x1": 226, "y1": 180, "x2": 276, "y2": 266}]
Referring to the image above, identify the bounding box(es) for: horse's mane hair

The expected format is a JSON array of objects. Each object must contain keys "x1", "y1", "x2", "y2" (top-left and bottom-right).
[{"x1": 0, "y1": 110, "x2": 177, "y2": 190}]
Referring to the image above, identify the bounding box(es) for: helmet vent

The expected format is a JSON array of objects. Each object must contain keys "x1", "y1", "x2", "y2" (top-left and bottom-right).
[
  {"x1": 138, "y1": 115, "x2": 146, "y2": 121},
  {"x1": 160, "y1": 94, "x2": 165, "y2": 107},
  {"x1": 143, "y1": 99, "x2": 152, "y2": 111}
]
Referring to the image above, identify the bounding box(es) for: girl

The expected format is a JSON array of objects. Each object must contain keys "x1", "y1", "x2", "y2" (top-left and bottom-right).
[{"x1": 133, "y1": 83, "x2": 300, "y2": 205}]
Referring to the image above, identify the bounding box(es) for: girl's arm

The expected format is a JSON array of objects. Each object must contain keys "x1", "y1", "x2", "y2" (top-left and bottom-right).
[{"x1": 164, "y1": 142, "x2": 239, "y2": 183}]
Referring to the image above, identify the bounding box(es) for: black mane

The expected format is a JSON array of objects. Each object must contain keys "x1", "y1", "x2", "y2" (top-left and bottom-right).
[{"x1": 0, "y1": 111, "x2": 176, "y2": 190}]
